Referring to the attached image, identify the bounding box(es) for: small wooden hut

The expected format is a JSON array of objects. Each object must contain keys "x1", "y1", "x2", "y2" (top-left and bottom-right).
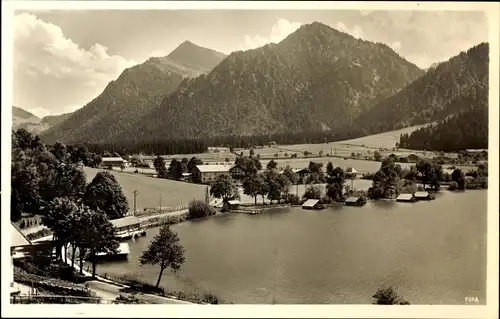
[{"x1": 396, "y1": 193, "x2": 416, "y2": 203}]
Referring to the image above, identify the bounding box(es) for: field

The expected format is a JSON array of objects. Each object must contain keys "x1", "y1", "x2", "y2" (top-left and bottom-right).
[{"x1": 83, "y1": 167, "x2": 208, "y2": 211}]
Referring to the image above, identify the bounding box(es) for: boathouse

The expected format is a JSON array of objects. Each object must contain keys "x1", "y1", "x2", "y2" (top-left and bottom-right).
[
  {"x1": 222, "y1": 199, "x2": 241, "y2": 211},
  {"x1": 110, "y1": 216, "x2": 144, "y2": 239},
  {"x1": 191, "y1": 164, "x2": 231, "y2": 184},
  {"x1": 414, "y1": 191, "x2": 433, "y2": 200},
  {"x1": 396, "y1": 193, "x2": 415, "y2": 202},
  {"x1": 344, "y1": 196, "x2": 366, "y2": 207},
  {"x1": 302, "y1": 199, "x2": 323, "y2": 210}
]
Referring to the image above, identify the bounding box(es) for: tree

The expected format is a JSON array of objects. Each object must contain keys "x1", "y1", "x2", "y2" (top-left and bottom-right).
[
  {"x1": 267, "y1": 160, "x2": 278, "y2": 170},
  {"x1": 303, "y1": 185, "x2": 322, "y2": 200},
  {"x1": 51, "y1": 142, "x2": 70, "y2": 163},
  {"x1": 249, "y1": 148, "x2": 255, "y2": 158},
  {"x1": 282, "y1": 165, "x2": 298, "y2": 185},
  {"x1": 416, "y1": 160, "x2": 443, "y2": 190},
  {"x1": 44, "y1": 163, "x2": 87, "y2": 202},
  {"x1": 242, "y1": 173, "x2": 266, "y2": 205},
  {"x1": 451, "y1": 168, "x2": 466, "y2": 190},
  {"x1": 11, "y1": 165, "x2": 40, "y2": 221},
  {"x1": 139, "y1": 225, "x2": 185, "y2": 288},
  {"x1": 153, "y1": 156, "x2": 167, "y2": 178},
  {"x1": 188, "y1": 200, "x2": 216, "y2": 219},
  {"x1": 84, "y1": 171, "x2": 129, "y2": 220},
  {"x1": 210, "y1": 175, "x2": 238, "y2": 202},
  {"x1": 76, "y1": 207, "x2": 119, "y2": 278},
  {"x1": 167, "y1": 158, "x2": 183, "y2": 179},
  {"x1": 187, "y1": 157, "x2": 203, "y2": 172},
  {"x1": 374, "y1": 151, "x2": 382, "y2": 161},
  {"x1": 372, "y1": 287, "x2": 410, "y2": 305},
  {"x1": 89, "y1": 154, "x2": 102, "y2": 168},
  {"x1": 326, "y1": 165, "x2": 345, "y2": 202}
]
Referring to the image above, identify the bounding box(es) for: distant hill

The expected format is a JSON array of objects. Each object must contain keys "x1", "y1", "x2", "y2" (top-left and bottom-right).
[
  {"x1": 12, "y1": 106, "x2": 42, "y2": 132},
  {"x1": 113, "y1": 21, "x2": 423, "y2": 144},
  {"x1": 354, "y1": 43, "x2": 489, "y2": 135},
  {"x1": 40, "y1": 112, "x2": 73, "y2": 128},
  {"x1": 399, "y1": 102, "x2": 488, "y2": 152},
  {"x1": 40, "y1": 41, "x2": 227, "y2": 145}
]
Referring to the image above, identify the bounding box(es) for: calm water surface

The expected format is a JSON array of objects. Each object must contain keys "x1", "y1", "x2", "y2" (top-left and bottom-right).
[{"x1": 97, "y1": 190, "x2": 487, "y2": 304}]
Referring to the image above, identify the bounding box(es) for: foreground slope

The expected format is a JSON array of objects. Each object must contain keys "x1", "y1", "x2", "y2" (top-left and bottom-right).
[
  {"x1": 115, "y1": 22, "x2": 423, "y2": 143},
  {"x1": 354, "y1": 42, "x2": 489, "y2": 135},
  {"x1": 40, "y1": 41, "x2": 226, "y2": 145}
]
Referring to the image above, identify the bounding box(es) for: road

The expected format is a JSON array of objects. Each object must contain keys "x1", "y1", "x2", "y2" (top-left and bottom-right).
[{"x1": 85, "y1": 280, "x2": 192, "y2": 304}]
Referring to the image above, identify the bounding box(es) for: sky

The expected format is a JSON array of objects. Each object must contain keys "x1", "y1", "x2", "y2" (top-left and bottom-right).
[{"x1": 12, "y1": 9, "x2": 488, "y2": 118}]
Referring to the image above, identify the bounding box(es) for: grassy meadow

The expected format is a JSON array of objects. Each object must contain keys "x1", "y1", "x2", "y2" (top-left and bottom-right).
[{"x1": 83, "y1": 167, "x2": 208, "y2": 211}]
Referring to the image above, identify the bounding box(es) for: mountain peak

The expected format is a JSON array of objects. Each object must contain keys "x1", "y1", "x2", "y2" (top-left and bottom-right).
[{"x1": 167, "y1": 40, "x2": 226, "y2": 71}]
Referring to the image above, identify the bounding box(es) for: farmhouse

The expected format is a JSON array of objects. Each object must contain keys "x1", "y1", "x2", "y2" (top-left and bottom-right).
[
  {"x1": 396, "y1": 193, "x2": 415, "y2": 202},
  {"x1": 344, "y1": 196, "x2": 366, "y2": 206},
  {"x1": 406, "y1": 154, "x2": 420, "y2": 162},
  {"x1": 229, "y1": 164, "x2": 247, "y2": 181},
  {"x1": 295, "y1": 168, "x2": 311, "y2": 181},
  {"x1": 101, "y1": 157, "x2": 128, "y2": 168},
  {"x1": 345, "y1": 167, "x2": 359, "y2": 178},
  {"x1": 414, "y1": 191, "x2": 434, "y2": 201},
  {"x1": 191, "y1": 164, "x2": 231, "y2": 184}
]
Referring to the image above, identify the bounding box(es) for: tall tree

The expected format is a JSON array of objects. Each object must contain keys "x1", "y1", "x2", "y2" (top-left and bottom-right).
[
  {"x1": 153, "y1": 156, "x2": 167, "y2": 178},
  {"x1": 242, "y1": 173, "x2": 266, "y2": 205},
  {"x1": 84, "y1": 171, "x2": 129, "y2": 220},
  {"x1": 187, "y1": 156, "x2": 203, "y2": 172},
  {"x1": 76, "y1": 207, "x2": 119, "y2": 278},
  {"x1": 139, "y1": 225, "x2": 185, "y2": 288},
  {"x1": 210, "y1": 175, "x2": 238, "y2": 202},
  {"x1": 267, "y1": 160, "x2": 278, "y2": 170},
  {"x1": 326, "y1": 165, "x2": 345, "y2": 202},
  {"x1": 282, "y1": 165, "x2": 298, "y2": 185}
]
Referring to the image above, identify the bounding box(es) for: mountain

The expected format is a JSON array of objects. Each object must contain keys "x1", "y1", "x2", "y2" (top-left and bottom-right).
[
  {"x1": 12, "y1": 106, "x2": 42, "y2": 132},
  {"x1": 40, "y1": 112, "x2": 73, "y2": 128},
  {"x1": 354, "y1": 42, "x2": 489, "y2": 135},
  {"x1": 40, "y1": 41, "x2": 227, "y2": 145},
  {"x1": 112, "y1": 22, "x2": 423, "y2": 144},
  {"x1": 399, "y1": 102, "x2": 488, "y2": 152}
]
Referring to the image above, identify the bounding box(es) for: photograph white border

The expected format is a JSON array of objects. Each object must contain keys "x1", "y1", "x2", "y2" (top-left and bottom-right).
[{"x1": 2, "y1": 2, "x2": 499, "y2": 318}]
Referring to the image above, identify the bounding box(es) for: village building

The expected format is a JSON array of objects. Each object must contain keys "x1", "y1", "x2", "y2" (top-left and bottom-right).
[
  {"x1": 11, "y1": 223, "x2": 34, "y2": 260},
  {"x1": 191, "y1": 164, "x2": 231, "y2": 184},
  {"x1": 414, "y1": 191, "x2": 434, "y2": 200},
  {"x1": 396, "y1": 193, "x2": 416, "y2": 202},
  {"x1": 229, "y1": 164, "x2": 247, "y2": 181},
  {"x1": 101, "y1": 157, "x2": 128, "y2": 168},
  {"x1": 406, "y1": 154, "x2": 420, "y2": 162},
  {"x1": 344, "y1": 196, "x2": 366, "y2": 206},
  {"x1": 208, "y1": 147, "x2": 230, "y2": 153},
  {"x1": 296, "y1": 168, "x2": 311, "y2": 181}
]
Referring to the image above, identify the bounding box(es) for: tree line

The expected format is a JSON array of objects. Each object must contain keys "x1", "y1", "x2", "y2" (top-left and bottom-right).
[
  {"x1": 12, "y1": 129, "x2": 132, "y2": 277},
  {"x1": 367, "y1": 156, "x2": 488, "y2": 199},
  {"x1": 67, "y1": 129, "x2": 365, "y2": 157},
  {"x1": 398, "y1": 103, "x2": 488, "y2": 152}
]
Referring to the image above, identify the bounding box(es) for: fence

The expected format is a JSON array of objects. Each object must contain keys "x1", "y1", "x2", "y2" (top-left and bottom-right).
[{"x1": 133, "y1": 205, "x2": 189, "y2": 217}]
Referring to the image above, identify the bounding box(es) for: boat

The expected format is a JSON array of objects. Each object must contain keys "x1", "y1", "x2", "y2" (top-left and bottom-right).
[{"x1": 91, "y1": 243, "x2": 130, "y2": 261}]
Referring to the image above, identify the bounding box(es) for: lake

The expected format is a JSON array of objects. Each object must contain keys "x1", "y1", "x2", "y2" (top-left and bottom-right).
[{"x1": 97, "y1": 190, "x2": 487, "y2": 305}]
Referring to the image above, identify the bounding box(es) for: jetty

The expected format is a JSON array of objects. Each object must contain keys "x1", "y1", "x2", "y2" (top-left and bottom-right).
[
  {"x1": 344, "y1": 196, "x2": 366, "y2": 207},
  {"x1": 414, "y1": 191, "x2": 434, "y2": 201}
]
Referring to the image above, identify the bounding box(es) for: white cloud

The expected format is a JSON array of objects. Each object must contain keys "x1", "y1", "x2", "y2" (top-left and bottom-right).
[
  {"x1": 391, "y1": 41, "x2": 402, "y2": 53},
  {"x1": 335, "y1": 21, "x2": 365, "y2": 39},
  {"x1": 13, "y1": 13, "x2": 136, "y2": 115},
  {"x1": 239, "y1": 18, "x2": 302, "y2": 50}
]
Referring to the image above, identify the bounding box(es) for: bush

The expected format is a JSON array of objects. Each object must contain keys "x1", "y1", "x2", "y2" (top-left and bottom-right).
[
  {"x1": 449, "y1": 181, "x2": 459, "y2": 191},
  {"x1": 188, "y1": 200, "x2": 216, "y2": 219},
  {"x1": 320, "y1": 196, "x2": 331, "y2": 204},
  {"x1": 287, "y1": 194, "x2": 300, "y2": 205}
]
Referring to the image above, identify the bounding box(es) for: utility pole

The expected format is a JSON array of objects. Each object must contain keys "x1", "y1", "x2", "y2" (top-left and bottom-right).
[
  {"x1": 159, "y1": 193, "x2": 162, "y2": 212},
  {"x1": 133, "y1": 190, "x2": 138, "y2": 216}
]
